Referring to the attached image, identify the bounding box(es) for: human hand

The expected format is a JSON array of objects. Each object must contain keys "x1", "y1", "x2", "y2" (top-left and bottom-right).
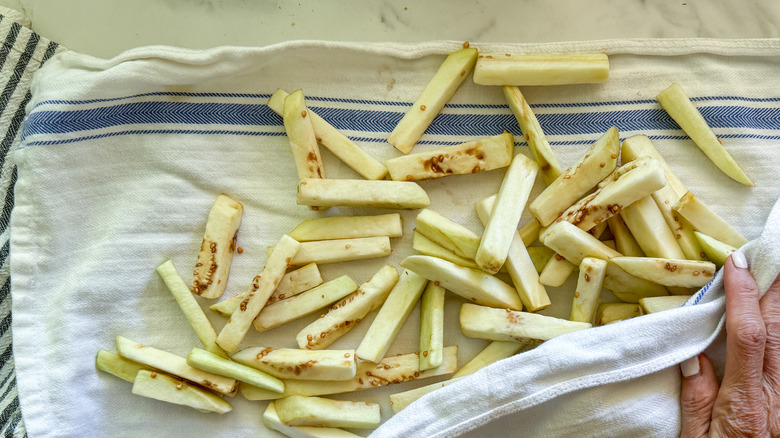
[{"x1": 679, "y1": 250, "x2": 780, "y2": 437}]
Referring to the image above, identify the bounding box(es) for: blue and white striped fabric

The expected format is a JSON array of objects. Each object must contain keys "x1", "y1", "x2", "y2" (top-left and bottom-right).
[
  {"x1": 10, "y1": 40, "x2": 780, "y2": 437},
  {"x1": 20, "y1": 93, "x2": 780, "y2": 147},
  {"x1": 0, "y1": 9, "x2": 61, "y2": 438}
]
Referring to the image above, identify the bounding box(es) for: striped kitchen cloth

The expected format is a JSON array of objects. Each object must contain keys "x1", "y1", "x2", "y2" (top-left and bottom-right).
[
  {"x1": 9, "y1": 38, "x2": 780, "y2": 437},
  {"x1": 0, "y1": 8, "x2": 62, "y2": 438}
]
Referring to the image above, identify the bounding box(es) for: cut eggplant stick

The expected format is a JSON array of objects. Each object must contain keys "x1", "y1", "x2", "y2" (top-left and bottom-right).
[
  {"x1": 570, "y1": 257, "x2": 607, "y2": 323},
  {"x1": 503, "y1": 86, "x2": 562, "y2": 185},
  {"x1": 278, "y1": 237, "x2": 392, "y2": 266},
  {"x1": 673, "y1": 191, "x2": 748, "y2": 249},
  {"x1": 390, "y1": 377, "x2": 463, "y2": 414},
  {"x1": 232, "y1": 347, "x2": 357, "y2": 381},
  {"x1": 620, "y1": 196, "x2": 686, "y2": 259},
  {"x1": 541, "y1": 221, "x2": 621, "y2": 263},
  {"x1": 297, "y1": 178, "x2": 430, "y2": 209},
  {"x1": 191, "y1": 194, "x2": 243, "y2": 299},
  {"x1": 596, "y1": 303, "x2": 643, "y2": 325},
  {"x1": 452, "y1": 340, "x2": 531, "y2": 379},
  {"x1": 412, "y1": 231, "x2": 480, "y2": 269},
  {"x1": 611, "y1": 257, "x2": 716, "y2": 288},
  {"x1": 210, "y1": 263, "x2": 323, "y2": 318},
  {"x1": 283, "y1": 89, "x2": 326, "y2": 181},
  {"x1": 400, "y1": 255, "x2": 524, "y2": 310},
  {"x1": 473, "y1": 53, "x2": 609, "y2": 86},
  {"x1": 297, "y1": 265, "x2": 399, "y2": 350},
  {"x1": 264, "y1": 403, "x2": 362, "y2": 438},
  {"x1": 620, "y1": 136, "x2": 705, "y2": 260},
  {"x1": 254, "y1": 276, "x2": 359, "y2": 333},
  {"x1": 529, "y1": 127, "x2": 620, "y2": 226},
  {"x1": 268, "y1": 88, "x2": 387, "y2": 180},
  {"x1": 603, "y1": 263, "x2": 670, "y2": 303},
  {"x1": 656, "y1": 83, "x2": 753, "y2": 186},
  {"x1": 596, "y1": 157, "x2": 665, "y2": 189},
  {"x1": 518, "y1": 219, "x2": 542, "y2": 246},
  {"x1": 241, "y1": 346, "x2": 457, "y2": 400},
  {"x1": 419, "y1": 282, "x2": 445, "y2": 370},
  {"x1": 95, "y1": 350, "x2": 149, "y2": 383},
  {"x1": 476, "y1": 153, "x2": 539, "y2": 274},
  {"x1": 621, "y1": 134, "x2": 688, "y2": 199},
  {"x1": 216, "y1": 234, "x2": 300, "y2": 353},
  {"x1": 274, "y1": 395, "x2": 381, "y2": 429},
  {"x1": 640, "y1": 295, "x2": 691, "y2": 314},
  {"x1": 289, "y1": 214, "x2": 402, "y2": 241},
  {"x1": 541, "y1": 221, "x2": 668, "y2": 302},
  {"x1": 132, "y1": 370, "x2": 232, "y2": 414},
  {"x1": 355, "y1": 269, "x2": 428, "y2": 363},
  {"x1": 157, "y1": 260, "x2": 225, "y2": 357},
  {"x1": 460, "y1": 303, "x2": 591, "y2": 343},
  {"x1": 588, "y1": 221, "x2": 609, "y2": 239},
  {"x1": 386, "y1": 132, "x2": 514, "y2": 181},
  {"x1": 539, "y1": 255, "x2": 577, "y2": 287},
  {"x1": 695, "y1": 231, "x2": 737, "y2": 268},
  {"x1": 527, "y1": 246, "x2": 555, "y2": 274},
  {"x1": 415, "y1": 208, "x2": 481, "y2": 260},
  {"x1": 186, "y1": 347, "x2": 284, "y2": 393},
  {"x1": 606, "y1": 215, "x2": 644, "y2": 257},
  {"x1": 558, "y1": 158, "x2": 667, "y2": 231},
  {"x1": 475, "y1": 194, "x2": 550, "y2": 312},
  {"x1": 263, "y1": 402, "x2": 363, "y2": 438},
  {"x1": 654, "y1": 196, "x2": 706, "y2": 261},
  {"x1": 596, "y1": 155, "x2": 649, "y2": 188},
  {"x1": 388, "y1": 47, "x2": 478, "y2": 154},
  {"x1": 115, "y1": 336, "x2": 238, "y2": 395},
  {"x1": 265, "y1": 262, "x2": 322, "y2": 303}
]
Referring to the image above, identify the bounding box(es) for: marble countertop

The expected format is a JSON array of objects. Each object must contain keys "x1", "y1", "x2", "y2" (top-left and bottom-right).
[{"x1": 0, "y1": 0, "x2": 778, "y2": 58}]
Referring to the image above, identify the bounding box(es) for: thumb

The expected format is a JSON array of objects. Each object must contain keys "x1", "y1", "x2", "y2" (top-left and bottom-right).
[{"x1": 679, "y1": 354, "x2": 718, "y2": 437}]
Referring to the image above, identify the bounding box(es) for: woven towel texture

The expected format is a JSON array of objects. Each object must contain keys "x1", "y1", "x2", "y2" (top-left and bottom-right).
[{"x1": 10, "y1": 40, "x2": 780, "y2": 437}]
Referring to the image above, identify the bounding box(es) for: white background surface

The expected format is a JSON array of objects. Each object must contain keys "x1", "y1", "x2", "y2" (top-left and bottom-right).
[{"x1": 0, "y1": 0, "x2": 779, "y2": 58}]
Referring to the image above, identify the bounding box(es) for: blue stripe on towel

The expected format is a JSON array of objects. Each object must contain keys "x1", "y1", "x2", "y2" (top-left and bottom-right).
[
  {"x1": 21, "y1": 98, "x2": 780, "y2": 145},
  {"x1": 22, "y1": 102, "x2": 281, "y2": 137}
]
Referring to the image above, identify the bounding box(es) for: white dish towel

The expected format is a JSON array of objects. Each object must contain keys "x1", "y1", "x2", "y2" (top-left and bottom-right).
[{"x1": 11, "y1": 40, "x2": 780, "y2": 437}]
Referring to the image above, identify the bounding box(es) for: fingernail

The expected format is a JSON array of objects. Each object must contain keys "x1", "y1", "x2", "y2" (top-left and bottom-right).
[
  {"x1": 731, "y1": 250, "x2": 748, "y2": 269},
  {"x1": 681, "y1": 356, "x2": 700, "y2": 377}
]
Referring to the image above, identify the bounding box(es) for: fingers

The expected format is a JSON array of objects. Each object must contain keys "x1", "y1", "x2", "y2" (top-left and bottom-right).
[
  {"x1": 680, "y1": 354, "x2": 718, "y2": 438},
  {"x1": 711, "y1": 251, "x2": 768, "y2": 435},
  {"x1": 683, "y1": 253, "x2": 779, "y2": 436},
  {"x1": 760, "y1": 273, "x2": 780, "y2": 436},
  {"x1": 722, "y1": 252, "x2": 766, "y2": 392}
]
